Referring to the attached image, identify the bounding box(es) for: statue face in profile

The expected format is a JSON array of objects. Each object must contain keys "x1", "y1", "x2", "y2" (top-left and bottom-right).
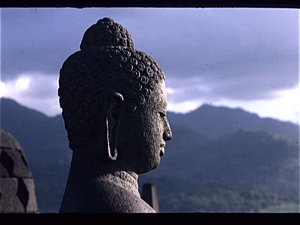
[
  {"x1": 58, "y1": 17, "x2": 172, "y2": 175},
  {"x1": 118, "y1": 80, "x2": 172, "y2": 174}
]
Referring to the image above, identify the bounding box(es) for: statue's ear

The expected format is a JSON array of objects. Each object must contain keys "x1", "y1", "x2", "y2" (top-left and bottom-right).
[{"x1": 105, "y1": 92, "x2": 124, "y2": 161}]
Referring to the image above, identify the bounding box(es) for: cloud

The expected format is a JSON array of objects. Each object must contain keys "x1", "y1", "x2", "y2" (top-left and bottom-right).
[
  {"x1": 167, "y1": 84, "x2": 300, "y2": 124},
  {"x1": 1, "y1": 8, "x2": 169, "y2": 80},
  {"x1": 213, "y1": 85, "x2": 300, "y2": 124},
  {"x1": 1, "y1": 73, "x2": 61, "y2": 116},
  {"x1": 1, "y1": 8, "x2": 298, "y2": 122}
]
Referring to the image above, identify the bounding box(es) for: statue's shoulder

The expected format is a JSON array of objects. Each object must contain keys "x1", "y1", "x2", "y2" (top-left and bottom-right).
[{"x1": 94, "y1": 176, "x2": 156, "y2": 213}]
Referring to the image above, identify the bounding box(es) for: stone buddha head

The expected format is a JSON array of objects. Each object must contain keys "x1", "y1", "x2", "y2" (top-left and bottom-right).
[{"x1": 58, "y1": 17, "x2": 172, "y2": 175}]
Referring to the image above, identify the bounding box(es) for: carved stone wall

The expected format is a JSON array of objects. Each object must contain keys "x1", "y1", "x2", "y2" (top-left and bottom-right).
[{"x1": 0, "y1": 130, "x2": 38, "y2": 213}]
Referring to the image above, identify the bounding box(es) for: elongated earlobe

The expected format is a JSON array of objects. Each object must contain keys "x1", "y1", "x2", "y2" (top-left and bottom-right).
[
  {"x1": 106, "y1": 117, "x2": 118, "y2": 160},
  {"x1": 105, "y1": 92, "x2": 124, "y2": 161}
]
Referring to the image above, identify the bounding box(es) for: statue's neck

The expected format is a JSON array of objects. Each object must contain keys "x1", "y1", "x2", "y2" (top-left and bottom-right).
[{"x1": 66, "y1": 151, "x2": 139, "y2": 192}]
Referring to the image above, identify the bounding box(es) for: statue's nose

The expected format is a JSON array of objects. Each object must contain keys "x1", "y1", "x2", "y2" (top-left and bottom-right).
[{"x1": 163, "y1": 119, "x2": 172, "y2": 141}]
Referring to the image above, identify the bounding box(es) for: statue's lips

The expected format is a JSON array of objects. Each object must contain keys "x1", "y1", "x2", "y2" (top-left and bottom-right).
[{"x1": 160, "y1": 143, "x2": 166, "y2": 156}]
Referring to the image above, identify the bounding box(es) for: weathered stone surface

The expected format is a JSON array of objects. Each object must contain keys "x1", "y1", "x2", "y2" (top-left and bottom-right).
[
  {"x1": 23, "y1": 178, "x2": 39, "y2": 213},
  {"x1": 0, "y1": 150, "x2": 32, "y2": 178},
  {"x1": 0, "y1": 130, "x2": 38, "y2": 213},
  {"x1": 0, "y1": 178, "x2": 24, "y2": 213},
  {"x1": 0, "y1": 130, "x2": 32, "y2": 178},
  {"x1": 59, "y1": 18, "x2": 172, "y2": 213}
]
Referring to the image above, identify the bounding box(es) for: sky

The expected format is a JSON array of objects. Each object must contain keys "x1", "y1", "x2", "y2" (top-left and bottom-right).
[{"x1": 0, "y1": 8, "x2": 299, "y2": 124}]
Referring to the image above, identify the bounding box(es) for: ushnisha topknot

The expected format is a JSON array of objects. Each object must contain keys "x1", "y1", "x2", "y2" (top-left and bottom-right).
[
  {"x1": 80, "y1": 17, "x2": 134, "y2": 50},
  {"x1": 58, "y1": 18, "x2": 165, "y2": 150}
]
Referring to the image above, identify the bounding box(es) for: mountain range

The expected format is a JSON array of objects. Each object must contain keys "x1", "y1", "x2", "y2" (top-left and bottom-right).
[{"x1": 1, "y1": 97, "x2": 299, "y2": 212}]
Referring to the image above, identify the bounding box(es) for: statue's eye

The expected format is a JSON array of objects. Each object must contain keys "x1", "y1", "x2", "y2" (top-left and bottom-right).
[{"x1": 159, "y1": 112, "x2": 166, "y2": 118}]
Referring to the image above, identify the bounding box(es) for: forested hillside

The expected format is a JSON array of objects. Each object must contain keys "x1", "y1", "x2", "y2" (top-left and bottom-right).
[{"x1": 1, "y1": 98, "x2": 299, "y2": 212}]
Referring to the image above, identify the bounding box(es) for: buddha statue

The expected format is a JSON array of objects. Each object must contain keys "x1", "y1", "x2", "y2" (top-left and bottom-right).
[{"x1": 58, "y1": 17, "x2": 172, "y2": 213}]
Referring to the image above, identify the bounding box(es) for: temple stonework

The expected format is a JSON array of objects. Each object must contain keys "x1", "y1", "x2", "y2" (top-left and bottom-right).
[{"x1": 0, "y1": 130, "x2": 39, "y2": 213}]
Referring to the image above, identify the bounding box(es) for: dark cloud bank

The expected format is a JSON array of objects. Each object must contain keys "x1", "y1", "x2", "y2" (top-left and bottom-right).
[{"x1": 1, "y1": 8, "x2": 298, "y2": 104}]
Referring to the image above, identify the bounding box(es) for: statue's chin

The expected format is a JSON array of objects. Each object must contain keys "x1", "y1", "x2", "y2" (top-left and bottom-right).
[{"x1": 137, "y1": 158, "x2": 161, "y2": 175}]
